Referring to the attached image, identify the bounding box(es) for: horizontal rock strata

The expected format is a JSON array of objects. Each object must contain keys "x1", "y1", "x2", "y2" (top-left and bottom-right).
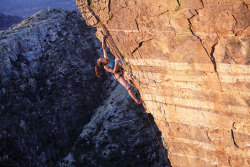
[{"x1": 77, "y1": 0, "x2": 250, "y2": 166}]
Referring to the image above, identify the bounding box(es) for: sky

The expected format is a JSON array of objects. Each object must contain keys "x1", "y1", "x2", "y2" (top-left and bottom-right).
[{"x1": 0, "y1": 0, "x2": 77, "y2": 18}]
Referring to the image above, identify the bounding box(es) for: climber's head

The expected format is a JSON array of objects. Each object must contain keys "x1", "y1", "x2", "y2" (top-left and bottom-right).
[{"x1": 95, "y1": 58, "x2": 108, "y2": 78}]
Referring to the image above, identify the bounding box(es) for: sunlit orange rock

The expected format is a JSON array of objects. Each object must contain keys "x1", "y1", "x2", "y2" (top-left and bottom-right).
[{"x1": 77, "y1": 0, "x2": 250, "y2": 166}]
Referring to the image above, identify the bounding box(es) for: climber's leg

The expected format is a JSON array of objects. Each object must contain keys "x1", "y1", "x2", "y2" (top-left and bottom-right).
[
  {"x1": 101, "y1": 34, "x2": 108, "y2": 59},
  {"x1": 128, "y1": 88, "x2": 141, "y2": 104},
  {"x1": 123, "y1": 70, "x2": 136, "y2": 87},
  {"x1": 115, "y1": 73, "x2": 141, "y2": 104}
]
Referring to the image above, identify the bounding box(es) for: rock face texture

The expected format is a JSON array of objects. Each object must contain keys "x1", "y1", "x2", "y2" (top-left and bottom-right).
[
  {"x1": 0, "y1": 9, "x2": 112, "y2": 166},
  {"x1": 77, "y1": 0, "x2": 250, "y2": 166}
]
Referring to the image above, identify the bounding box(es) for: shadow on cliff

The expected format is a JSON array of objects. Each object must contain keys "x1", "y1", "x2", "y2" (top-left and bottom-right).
[
  {"x1": 58, "y1": 84, "x2": 171, "y2": 167},
  {"x1": 0, "y1": 9, "x2": 114, "y2": 167},
  {"x1": 145, "y1": 112, "x2": 172, "y2": 167}
]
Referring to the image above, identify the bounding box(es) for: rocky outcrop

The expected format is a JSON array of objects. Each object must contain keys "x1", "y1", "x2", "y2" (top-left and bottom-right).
[
  {"x1": 77, "y1": 0, "x2": 250, "y2": 166},
  {"x1": 0, "y1": 9, "x2": 112, "y2": 166},
  {"x1": 0, "y1": 13, "x2": 23, "y2": 31},
  {"x1": 59, "y1": 85, "x2": 169, "y2": 167}
]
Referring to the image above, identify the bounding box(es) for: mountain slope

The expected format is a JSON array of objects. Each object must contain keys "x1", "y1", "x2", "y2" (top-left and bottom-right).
[
  {"x1": 0, "y1": 13, "x2": 23, "y2": 30},
  {"x1": 0, "y1": 9, "x2": 112, "y2": 166},
  {"x1": 0, "y1": 0, "x2": 77, "y2": 18}
]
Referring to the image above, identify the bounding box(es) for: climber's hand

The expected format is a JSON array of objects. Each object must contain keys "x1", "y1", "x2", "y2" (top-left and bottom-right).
[{"x1": 115, "y1": 58, "x2": 121, "y2": 64}]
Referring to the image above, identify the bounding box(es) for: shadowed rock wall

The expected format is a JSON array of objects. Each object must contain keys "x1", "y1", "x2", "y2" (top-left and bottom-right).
[
  {"x1": 0, "y1": 9, "x2": 112, "y2": 166},
  {"x1": 76, "y1": 0, "x2": 250, "y2": 166},
  {"x1": 59, "y1": 85, "x2": 169, "y2": 167}
]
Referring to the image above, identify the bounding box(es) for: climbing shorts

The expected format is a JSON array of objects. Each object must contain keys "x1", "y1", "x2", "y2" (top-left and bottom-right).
[{"x1": 114, "y1": 72, "x2": 131, "y2": 90}]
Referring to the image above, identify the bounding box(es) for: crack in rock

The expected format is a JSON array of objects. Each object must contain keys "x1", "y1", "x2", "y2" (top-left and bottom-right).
[
  {"x1": 228, "y1": 156, "x2": 232, "y2": 167},
  {"x1": 209, "y1": 42, "x2": 218, "y2": 72},
  {"x1": 135, "y1": 17, "x2": 139, "y2": 32},
  {"x1": 232, "y1": 15, "x2": 238, "y2": 35},
  {"x1": 231, "y1": 129, "x2": 239, "y2": 149},
  {"x1": 187, "y1": 9, "x2": 223, "y2": 91},
  {"x1": 156, "y1": 10, "x2": 169, "y2": 16},
  {"x1": 206, "y1": 131, "x2": 212, "y2": 143},
  {"x1": 200, "y1": 0, "x2": 205, "y2": 8},
  {"x1": 188, "y1": 19, "x2": 217, "y2": 72},
  {"x1": 107, "y1": 0, "x2": 111, "y2": 14},
  {"x1": 229, "y1": 55, "x2": 238, "y2": 63},
  {"x1": 244, "y1": 2, "x2": 248, "y2": 9},
  {"x1": 106, "y1": 13, "x2": 113, "y2": 24},
  {"x1": 176, "y1": 0, "x2": 181, "y2": 6},
  {"x1": 131, "y1": 39, "x2": 152, "y2": 54},
  {"x1": 131, "y1": 42, "x2": 142, "y2": 54},
  {"x1": 232, "y1": 122, "x2": 236, "y2": 129}
]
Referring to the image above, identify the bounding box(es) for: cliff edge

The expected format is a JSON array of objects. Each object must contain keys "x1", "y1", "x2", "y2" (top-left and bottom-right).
[{"x1": 76, "y1": 0, "x2": 250, "y2": 166}]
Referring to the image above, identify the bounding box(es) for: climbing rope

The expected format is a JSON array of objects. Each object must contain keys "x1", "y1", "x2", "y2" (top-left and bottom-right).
[{"x1": 135, "y1": 88, "x2": 171, "y2": 167}]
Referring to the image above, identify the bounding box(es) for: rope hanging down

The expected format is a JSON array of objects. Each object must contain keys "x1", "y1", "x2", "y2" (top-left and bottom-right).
[{"x1": 135, "y1": 88, "x2": 171, "y2": 167}]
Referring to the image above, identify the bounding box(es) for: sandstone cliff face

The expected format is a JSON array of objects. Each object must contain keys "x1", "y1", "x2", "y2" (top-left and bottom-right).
[{"x1": 77, "y1": 0, "x2": 250, "y2": 166}]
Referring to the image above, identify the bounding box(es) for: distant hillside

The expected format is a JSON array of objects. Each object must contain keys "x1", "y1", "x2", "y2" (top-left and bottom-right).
[
  {"x1": 0, "y1": 13, "x2": 23, "y2": 30},
  {"x1": 0, "y1": 0, "x2": 76, "y2": 18},
  {"x1": 0, "y1": 9, "x2": 111, "y2": 166}
]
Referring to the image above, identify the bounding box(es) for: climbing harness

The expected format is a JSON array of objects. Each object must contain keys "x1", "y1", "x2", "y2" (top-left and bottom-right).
[{"x1": 107, "y1": 59, "x2": 115, "y2": 69}]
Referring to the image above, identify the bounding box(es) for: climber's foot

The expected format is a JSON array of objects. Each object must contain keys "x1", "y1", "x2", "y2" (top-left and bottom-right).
[
  {"x1": 136, "y1": 100, "x2": 142, "y2": 105},
  {"x1": 99, "y1": 30, "x2": 108, "y2": 38}
]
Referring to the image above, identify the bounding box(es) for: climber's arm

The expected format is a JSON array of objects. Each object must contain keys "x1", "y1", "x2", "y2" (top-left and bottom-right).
[
  {"x1": 113, "y1": 60, "x2": 119, "y2": 73},
  {"x1": 102, "y1": 36, "x2": 109, "y2": 59},
  {"x1": 104, "y1": 61, "x2": 119, "y2": 73},
  {"x1": 104, "y1": 66, "x2": 114, "y2": 73}
]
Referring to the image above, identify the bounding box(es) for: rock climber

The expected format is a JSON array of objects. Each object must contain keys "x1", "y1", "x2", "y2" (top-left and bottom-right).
[{"x1": 95, "y1": 32, "x2": 141, "y2": 104}]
